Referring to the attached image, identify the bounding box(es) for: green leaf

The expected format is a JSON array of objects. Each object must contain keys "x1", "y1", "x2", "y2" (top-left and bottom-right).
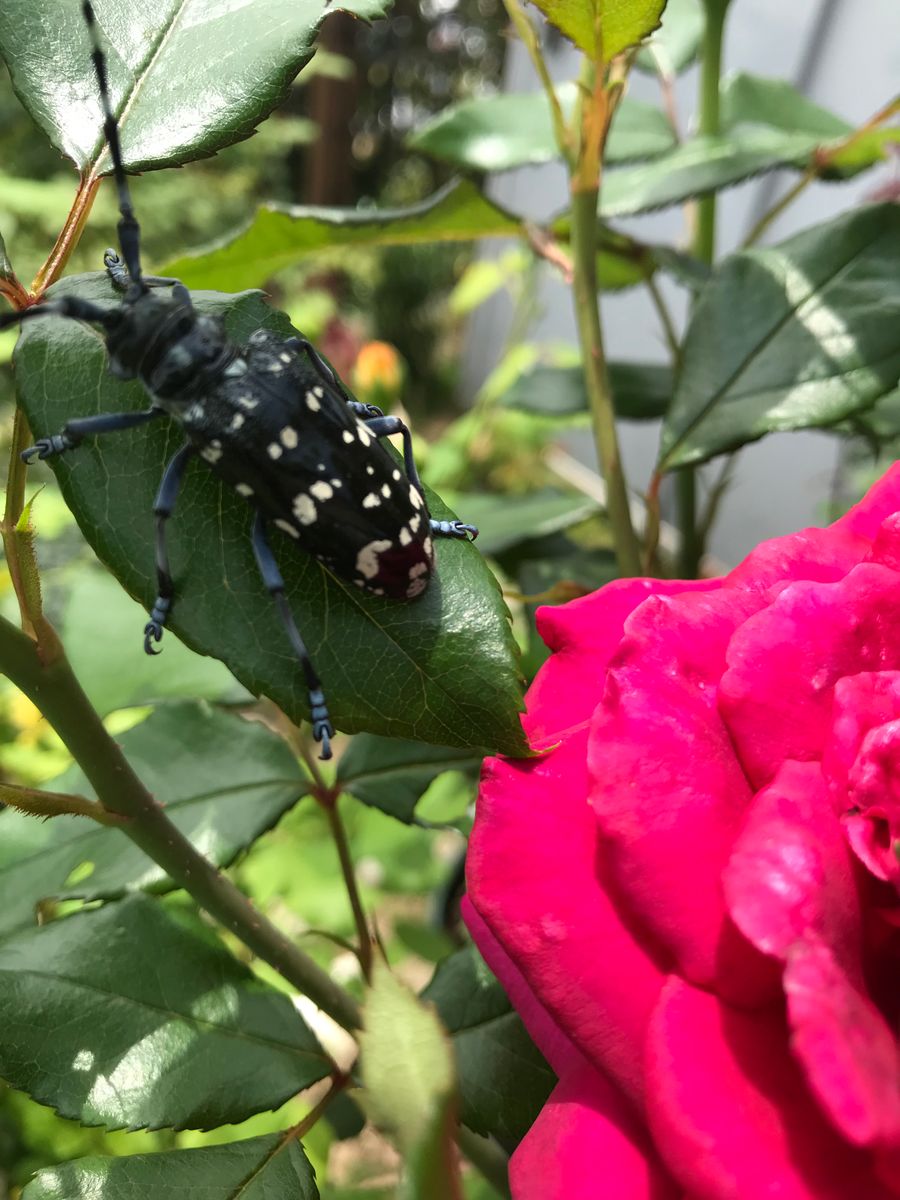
[
  {"x1": 14, "y1": 277, "x2": 526, "y2": 756},
  {"x1": 721, "y1": 72, "x2": 851, "y2": 141},
  {"x1": 408, "y1": 85, "x2": 674, "y2": 173},
  {"x1": 600, "y1": 128, "x2": 821, "y2": 217},
  {"x1": 444, "y1": 490, "x2": 599, "y2": 557},
  {"x1": 0, "y1": 0, "x2": 389, "y2": 175},
  {"x1": 162, "y1": 181, "x2": 523, "y2": 291},
  {"x1": 720, "y1": 74, "x2": 899, "y2": 176},
  {"x1": 660, "y1": 203, "x2": 900, "y2": 469},
  {"x1": 530, "y1": 0, "x2": 665, "y2": 61},
  {"x1": 636, "y1": 0, "x2": 704, "y2": 74},
  {"x1": 501, "y1": 360, "x2": 673, "y2": 420},
  {"x1": 361, "y1": 961, "x2": 460, "y2": 1200},
  {"x1": 423, "y1": 948, "x2": 555, "y2": 1145},
  {"x1": 0, "y1": 894, "x2": 330, "y2": 1130},
  {"x1": 63, "y1": 571, "x2": 245, "y2": 714},
  {"x1": 21, "y1": 1132, "x2": 319, "y2": 1199},
  {"x1": 0, "y1": 700, "x2": 309, "y2": 940},
  {"x1": 337, "y1": 735, "x2": 482, "y2": 824}
]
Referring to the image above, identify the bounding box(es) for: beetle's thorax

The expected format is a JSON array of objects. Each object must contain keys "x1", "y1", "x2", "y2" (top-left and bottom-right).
[{"x1": 105, "y1": 289, "x2": 235, "y2": 406}]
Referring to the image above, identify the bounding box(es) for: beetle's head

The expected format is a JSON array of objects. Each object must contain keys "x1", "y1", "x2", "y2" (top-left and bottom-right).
[{"x1": 105, "y1": 286, "x2": 232, "y2": 401}]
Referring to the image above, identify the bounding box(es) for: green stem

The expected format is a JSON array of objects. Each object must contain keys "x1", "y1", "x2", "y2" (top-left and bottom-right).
[
  {"x1": 324, "y1": 796, "x2": 373, "y2": 982},
  {"x1": 0, "y1": 613, "x2": 361, "y2": 1033},
  {"x1": 570, "y1": 186, "x2": 642, "y2": 577},
  {"x1": 501, "y1": 0, "x2": 573, "y2": 166},
  {"x1": 678, "y1": 0, "x2": 731, "y2": 577}
]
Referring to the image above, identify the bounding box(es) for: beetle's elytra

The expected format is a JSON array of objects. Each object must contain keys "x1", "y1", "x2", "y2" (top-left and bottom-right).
[{"x1": 0, "y1": 0, "x2": 477, "y2": 759}]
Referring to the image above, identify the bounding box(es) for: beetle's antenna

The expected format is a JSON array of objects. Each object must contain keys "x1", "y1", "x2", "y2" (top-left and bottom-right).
[{"x1": 82, "y1": 1, "x2": 146, "y2": 291}]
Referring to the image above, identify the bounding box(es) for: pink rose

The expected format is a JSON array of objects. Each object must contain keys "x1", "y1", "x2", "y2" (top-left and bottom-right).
[{"x1": 464, "y1": 465, "x2": 900, "y2": 1199}]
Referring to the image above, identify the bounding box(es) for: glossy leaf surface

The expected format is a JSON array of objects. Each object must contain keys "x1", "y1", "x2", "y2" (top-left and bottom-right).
[
  {"x1": 600, "y1": 128, "x2": 821, "y2": 217},
  {"x1": 13, "y1": 277, "x2": 527, "y2": 756},
  {"x1": 22, "y1": 1133, "x2": 319, "y2": 1199},
  {"x1": 660, "y1": 204, "x2": 900, "y2": 468},
  {"x1": 162, "y1": 181, "x2": 523, "y2": 291},
  {"x1": 408, "y1": 86, "x2": 674, "y2": 172},
  {"x1": 445, "y1": 490, "x2": 599, "y2": 557},
  {"x1": 423, "y1": 947, "x2": 555, "y2": 1144},
  {"x1": 337, "y1": 734, "x2": 482, "y2": 824},
  {"x1": 501, "y1": 360, "x2": 673, "y2": 420},
  {"x1": 0, "y1": 895, "x2": 330, "y2": 1130},
  {"x1": 0, "y1": 0, "x2": 388, "y2": 174},
  {"x1": 0, "y1": 701, "x2": 308, "y2": 940}
]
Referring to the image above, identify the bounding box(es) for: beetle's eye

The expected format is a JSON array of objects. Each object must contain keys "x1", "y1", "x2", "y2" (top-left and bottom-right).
[{"x1": 174, "y1": 316, "x2": 194, "y2": 338}]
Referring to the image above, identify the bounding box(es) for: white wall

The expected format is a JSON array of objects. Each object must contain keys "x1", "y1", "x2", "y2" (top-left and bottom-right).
[{"x1": 466, "y1": 0, "x2": 899, "y2": 564}]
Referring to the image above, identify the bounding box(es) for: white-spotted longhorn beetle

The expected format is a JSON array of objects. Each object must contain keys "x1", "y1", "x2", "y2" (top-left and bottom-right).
[{"x1": 1, "y1": 1, "x2": 478, "y2": 760}]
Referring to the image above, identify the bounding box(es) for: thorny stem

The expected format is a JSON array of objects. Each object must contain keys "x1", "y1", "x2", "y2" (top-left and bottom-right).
[
  {"x1": 0, "y1": 780, "x2": 125, "y2": 824},
  {"x1": 31, "y1": 174, "x2": 102, "y2": 296},
  {"x1": 0, "y1": 612, "x2": 362, "y2": 1033},
  {"x1": 501, "y1": 0, "x2": 574, "y2": 166},
  {"x1": 677, "y1": 0, "x2": 731, "y2": 577},
  {"x1": 569, "y1": 60, "x2": 642, "y2": 577},
  {"x1": 323, "y1": 796, "x2": 374, "y2": 982}
]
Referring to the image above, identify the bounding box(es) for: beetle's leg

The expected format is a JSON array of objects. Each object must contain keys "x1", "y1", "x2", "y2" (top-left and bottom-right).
[
  {"x1": 21, "y1": 406, "x2": 163, "y2": 463},
  {"x1": 363, "y1": 414, "x2": 479, "y2": 541},
  {"x1": 347, "y1": 400, "x2": 384, "y2": 420},
  {"x1": 284, "y1": 336, "x2": 357, "y2": 407},
  {"x1": 143, "y1": 442, "x2": 196, "y2": 655},
  {"x1": 250, "y1": 511, "x2": 335, "y2": 760},
  {"x1": 104, "y1": 249, "x2": 184, "y2": 294}
]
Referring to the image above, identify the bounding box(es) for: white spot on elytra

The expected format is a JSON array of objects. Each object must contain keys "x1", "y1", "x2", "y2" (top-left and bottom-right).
[
  {"x1": 409, "y1": 512, "x2": 422, "y2": 533},
  {"x1": 363, "y1": 492, "x2": 381, "y2": 509},
  {"x1": 342, "y1": 430, "x2": 355, "y2": 444},
  {"x1": 267, "y1": 443, "x2": 283, "y2": 460},
  {"x1": 313, "y1": 386, "x2": 324, "y2": 398},
  {"x1": 280, "y1": 351, "x2": 293, "y2": 363},
  {"x1": 229, "y1": 412, "x2": 245, "y2": 431},
  {"x1": 399, "y1": 527, "x2": 412, "y2": 546},
  {"x1": 275, "y1": 519, "x2": 300, "y2": 539},
  {"x1": 306, "y1": 391, "x2": 321, "y2": 412},
  {"x1": 409, "y1": 562, "x2": 428, "y2": 580},
  {"x1": 356, "y1": 539, "x2": 392, "y2": 579},
  {"x1": 423, "y1": 536, "x2": 433, "y2": 556},
  {"x1": 237, "y1": 394, "x2": 258, "y2": 409},
  {"x1": 236, "y1": 482, "x2": 254, "y2": 497},
  {"x1": 187, "y1": 403, "x2": 205, "y2": 421},
  {"x1": 293, "y1": 494, "x2": 317, "y2": 525},
  {"x1": 409, "y1": 485, "x2": 424, "y2": 509},
  {"x1": 392, "y1": 469, "x2": 402, "y2": 481},
  {"x1": 330, "y1": 478, "x2": 342, "y2": 488},
  {"x1": 310, "y1": 481, "x2": 333, "y2": 502},
  {"x1": 201, "y1": 441, "x2": 223, "y2": 464},
  {"x1": 381, "y1": 483, "x2": 391, "y2": 499},
  {"x1": 280, "y1": 426, "x2": 299, "y2": 448},
  {"x1": 366, "y1": 465, "x2": 375, "y2": 476},
  {"x1": 357, "y1": 424, "x2": 373, "y2": 447},
  {"x1": 406, "y1": 575, "x2": 428, "y2": 598},
  {"x1": 268, "y1": 360, "x2": 284, "y2": 374},
  {"x1": 225, "y1": 358, "x2": 247, "y2": 377}
]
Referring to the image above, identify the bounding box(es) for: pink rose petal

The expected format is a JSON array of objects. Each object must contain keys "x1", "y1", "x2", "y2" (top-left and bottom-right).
[
  {"x1": 723, "y1": 759, "x2": 863, "y2": 982},
  {"x1": 466, "y1": 731, "x2": 665, "y2": 1104},
  {"x1": 646, "y1": 978, "x2": 897, "y2": 1199},
  {"x1": 785, "y1": 939, "x2": 900, "y2": 1148},
  {"x1": 720, "y1": 563, "x2": 900, "y2": 790},
  {"x1": 510, "y1": 1059, "x2": 682, "y2": 1200},
  {"x1": 526, "y1": 578, "x2": 714, "y2": 747},
  {"x1": 589, "y1": 588, "x2": 771, "y2": 995}
]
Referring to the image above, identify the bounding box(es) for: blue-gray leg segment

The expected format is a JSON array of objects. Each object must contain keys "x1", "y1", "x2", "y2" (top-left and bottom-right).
[
  {"x1": 250, "y1": 512, "x2": 335, "y2": 760},
  {"x1": 104, "y1": 250, "x2": 187, "y2": 297},
  {"x1": 363, "y1": 415, "x2": 479, "y2": 541},
  {"x1": 21, "y1": 406, "x2": 163, "y2": 463},
  {"x1": 144, "y1": 442, "x2": 196, "y2": 655}
]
